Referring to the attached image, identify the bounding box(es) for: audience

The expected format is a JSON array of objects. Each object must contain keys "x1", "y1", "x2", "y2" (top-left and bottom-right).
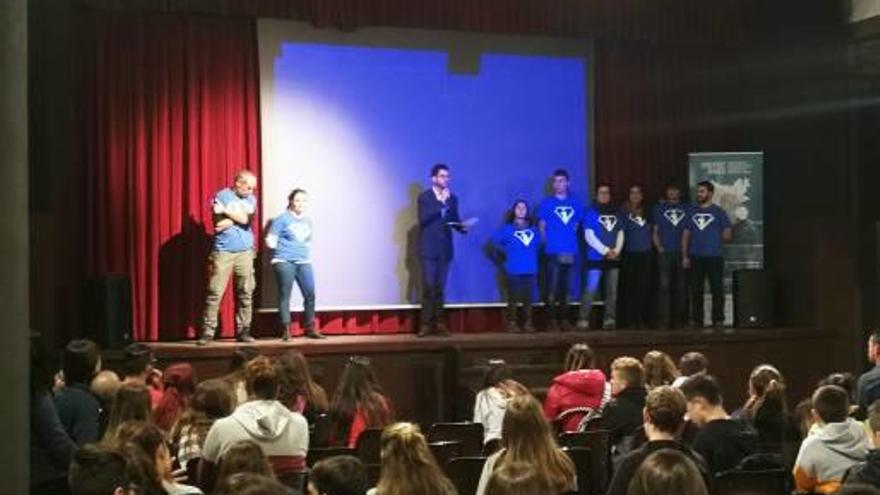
[
  {"x1": 68, "y1": 445, "x2": 134, "y2": 495},
  {"x1": 330, "y1": 356, "x2": 394, "y2": 448},
  {"x1": 734, "y1": 364, "x2": 799, "y2": 446},
  {"x1": 153, "y1": 363, "x2": 196, "y2": 433},
  {"x1": 839, "y1": 484, "x2": 880, "y2": 495},
  {"x1": 605, "y1": 386, "x2": 709, "y2": 495},
  {"x1": 474, "y1": 359, "x2": 529, "y2": 450},
  {"x1": 213, "y1": 473, "x2": 293, "y2": 495},
  {"x1": 543, "y1": 344, "x2": 610, "y2": 433},
  {"x1": 672, "y1": 352, "x2": 709, "y2": 388},
  {"x1": 103, "y1": 382, "x2": 152, "y2": 443},
  {"x1": 121, "y1": 343, "x2": 164, "y2": 409},
  {"x1": 476, "y1": 394, "x2": 575, "y2": 495},
  {"x1": 223, "y1": 347, "x2": 262, "y2": 406},
  {"x1": 858, "y1": 330, "x2": 880, "y2": 413},
  {"x1": 484, "y1": 462, "x2": 554, "y2": 495},
  {"x1": 642, "y1": 351, "x2": 678, "y2": 390},
  {"x1": 173, "y1": 378, "x2": 235, "y2": 470},
  {"x1": 368, "y1": 422, "x2": 456, "y2": 495},
  {"x1": 31, "y1": 339, "x2": 77, "y2": 495},
  {"x1": 308, "y1": 455, "x2": 368, "y2": 495},
  {"x1": 214, "y1": 440, "x2": 275, "y2": 485},
  {"x1": 113, "y1": 420, "x2": 202, "y2": 494},
  {"x1": 91, "y1": 370, "x2": 122, "y2": 436},
  {"x1": 276, "y1": 350, "x2": 330, "y2": 423},
  {"x1": 200, "y1": 356, "x2": 308, "y2": 491},
  {"x1": 793, "y1": 384, "x2": 870, "y2": 493},
  {"x1": 594, "y1": 356, "x2": 648, "y2": 450},
  {"x1": 821, "y1": 372, "x2": 862, "y2": 418},
  {"x1": 844, "y1": 400, "x2": 880, "y2": 486},
  {"x1": 680, "y1": 374, "x2": 757, "y2": 475},
  {"x1": 625, "y1": 448, "x2": 709, "y2": 495},
  {"x1": 55, "y1": 339, "x2": 103, "y2": 446}
]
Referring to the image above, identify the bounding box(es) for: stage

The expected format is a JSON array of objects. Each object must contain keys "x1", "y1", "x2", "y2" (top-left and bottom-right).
[{"x1": 103, "y1": 327, "x2": 840, "y2": 428}]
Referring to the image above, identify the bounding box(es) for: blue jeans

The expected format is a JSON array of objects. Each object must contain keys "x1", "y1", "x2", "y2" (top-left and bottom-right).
[
  {"x1": 579, "y1": 267, "x2": 619, "y2": 326},
  {"x1": 273, "y1": 261, "x2": 316, "y2": 329},
  {"x1": 420, "y1": 256, "x2": 450, "y2": 324}
]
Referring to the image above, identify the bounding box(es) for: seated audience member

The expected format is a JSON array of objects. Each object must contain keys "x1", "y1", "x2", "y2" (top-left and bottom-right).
[
  {"x1": 55, "y1": 339, "x2": 103, "y2": 446},
  {"x1": 822, "y1": 372, "x2": 865, "y2": 419},
  {"x1": 214, "y1": 473, "x2": 291, "y2": 495},
  {"x1": 476, "y1": 394, "x2": 575, "y2": 495},
  {"x1": 672, "y1": 352, "x2": 709, "y2": 388},
  {"x1": 68, "y1": 445, "x2": 134, "y2": 495},
  {"x1": 330, "y1": 356, "x2": 394, "y2": 448},
  {"x1": 173, "y1": 378, "x2": 234, "y2": 470},
  {"x1": 642, "y1": 351, "x2": 679, "y2": 390},
  {"x1": 485, "y1": 461, "x2": 554, "y2": 495},
  {"x1": 606, "y1": 386, "x2": 709, "y2": 495},
  {"x1": 121, "y1": 343, "x2": 163, "y2": 409},
  {"x1": 103, "y1": 382, "x2": 152, "y2": 443},
  {"x1": 734, "y1": 364, "x2": 799, "y2": 446},
  {"x1": 276, "y1": 350, "x2": 330, "y2": 424},
  {"x1": 91, "y1": 370, "x2": 122, "y2": 436},
  {"x1": 795, "y1": 397, "x2": 817, "y2": 438},
  {"x1": 543, "y1": 344, "x2": 610, "y2": 433},
  {"x1": 31, "y1": 340, "x2": 77, "y2": 494},
  {"x1": 594, "y1": 356, "x2": 648, "y2": 450},
  {"x1": 794, "y1": 385, "x2": 870, "y2": 493},
  {"x1": 201, "y1": 356, "x2": 308, "y2": 490},
  {"x1": 223, "y1": 347, "x2": 262, "y2": 407},
  {"x1": 858, "y1": 330, "x2": 880, "y2": 414},
  {"x1": 474, "y1": 359, "x2": 530, "y2": 449},
  {"x1": 845, "y1": 400, "x2": 880, "y2": 486},
  {"x1": 625, "y1": 449, "x2": 709, "y2": 495},
  {"x1": 215, "y1": 440, "x2": 275, "y2": 485},
  {"x1": 153, "y1": 363, "x2": 196, "y2": 434},
  {"x1": 113, "y1": 420, "x2": 202, "y2": 495},
  {"x1": 367, "y1": 422, "x2": 456, "y2": 495},
  {"x1": 680, "y1": 374, "x2": 757, "y2": 475},
  {"x1": 308, "y1": 455, "x2": 368, "y2": 495}
]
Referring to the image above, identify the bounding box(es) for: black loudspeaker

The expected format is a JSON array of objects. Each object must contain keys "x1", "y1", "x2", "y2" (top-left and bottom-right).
[
  {"x1": 733, "y1": 269, "x2": 774, "y2": 328},
  {"x1": 83, "y1": 274, "x2": 133, "y2": 349}
]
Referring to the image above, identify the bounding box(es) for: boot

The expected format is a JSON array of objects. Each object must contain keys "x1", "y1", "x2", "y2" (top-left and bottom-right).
[
  {"x1": 305, "y1": 326, "x2": 326, "y2": 339},
  {"x1": 280, "y1": 326, "x2": 291, "y2": 342},
  {"x1": 235, "y1": 328, "x2": 255, "y2": 343},
  {"x1": 417, "y1": 323, "x2": 431, "y2": 338},
  {"x1": 196, "y1": 330, "x2": 214, "y2": 346},
  {"x1": 505, "y1": 306, "x2": 521, "y2": 333},
  {"x1": 522, "y1": 306, "x2": 536, "y2": 333}
]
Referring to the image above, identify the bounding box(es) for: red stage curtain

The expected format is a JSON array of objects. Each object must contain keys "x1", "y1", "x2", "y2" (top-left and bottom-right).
[{"x1": 79, "y1": 11, "x2": 262, "y2": 341}]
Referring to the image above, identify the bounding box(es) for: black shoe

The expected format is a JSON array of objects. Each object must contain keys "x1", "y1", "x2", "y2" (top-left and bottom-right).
[
  {"x1": 196, "y1": 332, "x2": 214, "y2": 346},
  {"x1": 236, "y1": 333, "x2": 256, "y2": 343},
  {"x1": 417, "y1": 324, "x2": 431, "y2": 338},
  {"x1": 305, "y1": 328, "x2": 327, "y2": 340},
  {"x1": 522, "y1": 321, "x2": 536, "y2": 333},
  {"x1": 281, "y1": 329, "x2": 291, "y2": 342},
  {"x1": 436, "y1": 322, "x2": 450, "y2": 337}
]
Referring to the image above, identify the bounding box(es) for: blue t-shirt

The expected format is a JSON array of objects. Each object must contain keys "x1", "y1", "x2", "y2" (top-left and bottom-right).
[
  {"x1": 583, "y1": 206, "x2": 623, "y2": 261},
  {"x1": 623, "y1": 210, "x2": 652, "y2": 253},
  {"x1": 652, "y1": 202, "x2": 690, "y2": 253},
  {"x1": 685, "y1": 203, "x2": 731, "y2": 257},
  {"x1": 267, "y1": 211, "x2": 312, "y2": 263},
  {"x1": 538, "y1": 196, "x2": 584, "y2": 255},
  {"x1": 492, "y1": 224, "x2": 540, "y2": 275},
  {"x1": 212, "y1": 188, "x2": 256, "y2": 252}
]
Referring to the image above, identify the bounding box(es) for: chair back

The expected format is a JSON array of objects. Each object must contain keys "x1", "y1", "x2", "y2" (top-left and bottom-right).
[
  {"x1": 355, "y1": 428, "x2": 384, "y2": 464},
  {"x1": 428, "y1": 422, "x2": 485, "y2": 457},
  {"x1": 714, "y1": 468, "x2": 789, "y2": 495},
  {"x1": 447, "y1": 457, "x2": 487, "y2": 495},
  {"x1": 559, "y1": 430, "x2": 612, "y2": 494}
]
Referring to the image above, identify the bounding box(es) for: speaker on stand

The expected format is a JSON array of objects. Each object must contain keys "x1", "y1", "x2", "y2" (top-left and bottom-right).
[
  {"x1": 733, "y1": 269, "x2": 774, "y2": 328},
  {"x1": 82, "y1": 273, "x2": 133, "y2": 349}
]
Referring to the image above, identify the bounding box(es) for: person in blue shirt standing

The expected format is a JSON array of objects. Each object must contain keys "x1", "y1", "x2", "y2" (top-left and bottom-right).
[
  {"x1": 417, "y1": 163, "x2": 467, "y2": 337},
  {"x1": 266, "y1": 188, "x2": 325, "y2": 341},
  {"x1": 578, "y1": 183, "x2": 624, "y2": 330},
  {"x1": 620, "y1": 184, "x2": 653, "y2": 329},
  {"x1": 652, "y1": 183, "x2": 690, "y2": 329},
  {"x1": 198, "y1": 170, "x2": 258, "y2": 345},
  {"x1": 682, "y1": 181, "x2": 732, "y2": 329},
  {"x1": 492, "y1": 199, "x2": 540, "y2": 333},
  {"x1": 538, "y1": 169, "x2": 585, "y2": 332}
]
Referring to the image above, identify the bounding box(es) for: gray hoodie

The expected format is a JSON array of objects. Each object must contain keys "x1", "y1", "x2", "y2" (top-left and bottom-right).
[
  {"x1": 794, "y1": 418, "x2": 870, "y2": 493},
  {"x1": 202, "y1": 400, "x2": 309, "y2": 466}
]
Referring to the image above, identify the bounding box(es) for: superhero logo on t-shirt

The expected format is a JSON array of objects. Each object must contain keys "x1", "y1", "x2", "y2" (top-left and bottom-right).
[
  {"x1": 692, "y1": 213, "x2": 715, "y2": 231},
  {"x1": 288, "y1": 222, "x2": 311, "y2": 242},
  {"x1": 513, "y1": 229, "x2": 534, "y2": 247},
  {"x1": 599, "y1": 215, "x2": 618, "y2": 232},
  {"x1": 554, "y1": 206, "x2": 575, "y2": 225},
  {"x1": 663, "y1": 208, "x2": 685, "y2": 226},
  {"x1": 628, "y1": 214, "x2": 646, "y2": 227}
]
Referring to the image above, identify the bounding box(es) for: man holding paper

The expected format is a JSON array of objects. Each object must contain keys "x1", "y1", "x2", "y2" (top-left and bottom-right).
[{"x1": 417, "y1": 163, "x2": 469, "y2": 337}]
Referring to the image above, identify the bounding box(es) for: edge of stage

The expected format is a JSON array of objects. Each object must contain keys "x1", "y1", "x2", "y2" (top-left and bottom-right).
[{"x1": 112, "y1": 326, "x2": 836, "y2": 427}]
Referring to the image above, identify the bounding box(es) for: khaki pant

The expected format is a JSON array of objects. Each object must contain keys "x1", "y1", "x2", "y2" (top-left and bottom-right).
[{"x1": 202, "y1": 249, "x2": 255, "y2": 336}]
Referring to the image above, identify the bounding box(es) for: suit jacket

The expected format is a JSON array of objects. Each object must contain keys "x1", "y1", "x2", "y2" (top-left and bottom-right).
[{"x1": 417, "y1": 188, "x2": 461, "y2": 260}]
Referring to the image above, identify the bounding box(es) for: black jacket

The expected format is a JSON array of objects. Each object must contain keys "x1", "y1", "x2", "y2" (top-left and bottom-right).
[
  {"x1": 54, "y1": 382, "x2": 102, "y2": 445},
  {"x1": 845, "y1": 449, "x2": 880, "y2": 486},
  {"x1": 417, "y1": 189, "x2": 461, "y2": 260},
  {"x1": 31, "y1": 392, "x2": 78, "y2": 486},
  {"x1": 692, "y1": 418, "x2": 758, "y2": 475},
  {"x1": 595, "y1": 386, "x2": 648, "y2": 447}
]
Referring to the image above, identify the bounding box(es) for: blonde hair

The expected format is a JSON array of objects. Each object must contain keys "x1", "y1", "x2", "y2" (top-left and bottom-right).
[
  {"x1": 643, "y1": 351, "x2": 679, "y2": 389},
  {"x1": 498, "y1": 395, "x2": 575, "y2": 494},
  {"x1": 375, "y1": 423, "x2": 456, "y2": 495},
  {"x1": 611, "y1": 356, "x2": 645, "y2": 387}
]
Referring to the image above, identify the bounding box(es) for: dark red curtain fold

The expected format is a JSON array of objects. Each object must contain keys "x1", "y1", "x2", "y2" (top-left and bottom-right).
[{"x1": 80, "y1": 11, "x2": 262, "y2": 341}]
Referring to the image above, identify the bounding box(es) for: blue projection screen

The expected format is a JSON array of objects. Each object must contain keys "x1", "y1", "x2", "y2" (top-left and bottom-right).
[{"x1": 258, "y1": 20, "x2": 593, "y2": 310}]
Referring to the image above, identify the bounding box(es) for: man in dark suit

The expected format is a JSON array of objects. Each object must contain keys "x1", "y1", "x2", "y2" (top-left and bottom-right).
[{"x1": 417, "y1": 163, "x2": 466, "y2": 337}]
